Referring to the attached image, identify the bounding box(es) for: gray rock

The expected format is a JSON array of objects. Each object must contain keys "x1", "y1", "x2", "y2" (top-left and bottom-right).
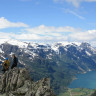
[{"x1": 0, "y1": 68, "x2": 55, "y2": 96}]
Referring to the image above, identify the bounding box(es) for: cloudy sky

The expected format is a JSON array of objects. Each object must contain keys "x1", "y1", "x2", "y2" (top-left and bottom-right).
[{"x1": 0, "y1": 0, "x2": 96, "y2": 46}]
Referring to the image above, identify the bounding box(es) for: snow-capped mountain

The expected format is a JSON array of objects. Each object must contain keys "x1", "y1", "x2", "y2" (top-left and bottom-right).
[
  {"x1": 0, "y1": 39, "x2": 96, "y2": 65},
  {"x1": 0, "y1": 39, "x2": 96, "y2": 93},
  {"x1": 0, "y1": 39, "x2": 96, "y2": 66}
]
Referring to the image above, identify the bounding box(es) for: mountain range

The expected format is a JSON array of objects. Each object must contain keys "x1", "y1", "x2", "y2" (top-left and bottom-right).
[{"x1": 0, "y1": 39, "x2": 96, "y2": 94}]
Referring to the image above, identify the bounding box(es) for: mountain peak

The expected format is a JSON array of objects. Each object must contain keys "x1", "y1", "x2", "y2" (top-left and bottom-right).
[
  {"x1": 80, "y1": 42, "x2": 91, "y2": 47},
  {"x1": 0, "y1": 68, "x2": 55, "y2": 96},
  {"x1": 0, "y1": 39, "x2": 29, "y2": 48}
]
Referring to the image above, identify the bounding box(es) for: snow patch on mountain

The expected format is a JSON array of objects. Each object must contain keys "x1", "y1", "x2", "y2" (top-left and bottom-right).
[
  {"x1": 19, "y1": 60, "x2": 26, "y2": 66},
  {"x1": 51, "y1": 45, "x2": 59, "y2": 52},
  {"x1": 85, "y1": 51, "x2": 92, "y2": 56},
  {"x1": 24, "y1": 49, "x2": 38, "y2": 58},
  {"x1": 60, "y1": 42, "x2": 81, "y2": 46},
  {"x1": 7, "y1": 39, "x2": 28, "y2": 48},
  {"x1": 0, "y1": 39, "x2": 9, "y2": 44},
  {"x1": 0, "y1": 48, "x2": 4, "y2": 53}
]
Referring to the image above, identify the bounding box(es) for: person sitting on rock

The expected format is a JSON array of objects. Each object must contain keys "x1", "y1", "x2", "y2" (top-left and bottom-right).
[
  {"x1": 2, "y1": 58, "x2": 10, "y2": 73},
  {"x1": 11, "y1": 54, "x2": 18, "y2": 69}
]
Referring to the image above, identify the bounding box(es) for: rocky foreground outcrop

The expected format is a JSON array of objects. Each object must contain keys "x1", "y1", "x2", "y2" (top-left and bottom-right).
[{"x1": 0, "y1": 68, "x2": 55, "y2": 96}]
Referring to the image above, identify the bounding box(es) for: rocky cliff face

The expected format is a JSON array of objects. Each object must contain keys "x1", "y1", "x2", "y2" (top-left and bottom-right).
[{"x1": 0, "y1": 68, "x2": 55, "y2": 96}]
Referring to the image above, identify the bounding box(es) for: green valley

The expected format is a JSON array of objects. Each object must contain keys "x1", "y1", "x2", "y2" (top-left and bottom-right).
[{"x1": 58, "y1": 88, "x2": 95, "y2": 96}]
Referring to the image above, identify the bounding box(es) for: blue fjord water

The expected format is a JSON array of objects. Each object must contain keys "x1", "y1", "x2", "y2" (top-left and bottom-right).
[{"x1": 69, "y1": 71, "x2": 96, "y2": 89}]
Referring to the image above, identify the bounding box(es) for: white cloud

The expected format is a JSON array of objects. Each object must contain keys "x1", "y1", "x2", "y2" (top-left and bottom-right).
[
  {"x1": 70, "y1": 30, "x2": 96, "y2": 41},
  {"x1": 25, "y1": 25, "x2": 79, "y2": 34},
  {"x1": 0, "y1": 25, "x2": 79, "y2": 42},
  {"x1": 66, "y1": 0, "x2": 82, "y2": 7},
  {"x1": 15, "y1": 33, "x2": 41, "y2": 40},
  {"x1": 0, "y1": 24, "x2": 96, "y2": 46},
  {"x1": 0, "y1": 17, "x2": 29, "y2": 29},
  {"x1": 64, "y1": 9, "x2": 85, "y2": 20},
  {"x1": 0, "y1": 32, "x2": 12, "y2": 39},
  {"x1": 22, "y1": 25, "x2": 96, "y2": 45},
  {"x1": 54, "y1": 0, "x2": 96, "y2": 7}
]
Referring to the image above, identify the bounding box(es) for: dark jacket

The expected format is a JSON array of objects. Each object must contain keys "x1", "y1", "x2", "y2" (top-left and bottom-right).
[{"x1": 11, "y1": 56, "x2": 18, "y2": 69}]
